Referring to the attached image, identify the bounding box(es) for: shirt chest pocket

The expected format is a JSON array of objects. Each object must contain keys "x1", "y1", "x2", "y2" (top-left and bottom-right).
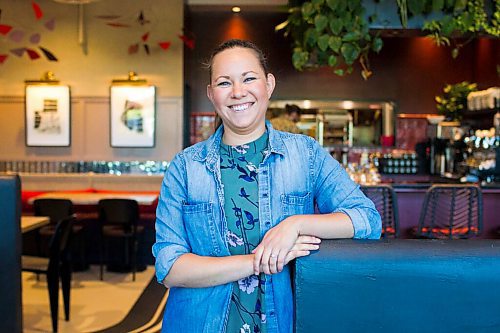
[
  {"x1": 182, "y1": 202, "x2": 222, "y2": 256},
  {"x1": 280, "y1": 192, "x2": 312, "y2": 219}
]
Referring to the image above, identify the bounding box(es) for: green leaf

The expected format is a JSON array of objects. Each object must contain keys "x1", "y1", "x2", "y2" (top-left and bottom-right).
[
  {"x1": 302, "y1": 2, "x2": 315, "y2": 20},
  {"x1": 347, "y1": 0, "x2": 360, "y2": 12},
  {"x1": 372, "y1": 36, "x2": 383, "y2": 53},
  {"x1": 317, "y1": 34, "x2": 330, "y2": 51},
  {"x1": 342, "y1": 31, "x2": 360, "y2": 42},
  {"x1": 329, "y1": 36, "x2": 342, "y2": 52},
  {"x1": 341, "y1": 12, "x2": 353, "y2": 30},
  {"x1": 305, "y1": 28, "x2": 319, "y2": 47},
  {"x1": 346, "y1": 66, "x2": 353, "y2": 74},
  {"x1": 328, "y1": 55, "x2": 338, "y2": 67},
  {"x1": 334, "y1": 69, "x2": 345, "y2": 76},
  {"x1": 459, "y1": 12, "x2": 473, "y2": 32},
  {"x1": 314, "y1": 14, "x2": 328, "y2": 32},
  {"x1": 292, "y1": 50, "x2": 308, "y2": 70},
  {"x1": 329, "y1": 17, "x2": 343, "y2": 35},
  {"x1": 337, "y1": 0, "x2": 347, "y2": 13},
  {"x1": 341, "y1": 42, "x2": 360, "y2": 65},
  {"x1": 311, "y1": 0, "x2": 324, "y2": 6},
  {"x1": 325, "y1": 0, "x2": 338, "y2": 11},
  {"x1": 451, "y1": 48, "x2": 459, "y2": 59},
  {"x1": 441, "y1": 15, "x2": 455, "y2": 35},
  {"x1": 445, "y1": 0, "x2": 455, "y2": 10},
  {"x1": 432, "y1": 0, "x2": 444, "y2": 12},
  {"x1": 408, "y1": 0, "x2": 425, "y2": 16},
  {"x1": 454, "y1": 0, "x2": 467, "y2": 12}
]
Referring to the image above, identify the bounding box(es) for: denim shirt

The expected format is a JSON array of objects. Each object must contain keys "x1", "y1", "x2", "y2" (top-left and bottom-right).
[{"x1": 153, "y1": 122, "x2": 381, "y2": 333}]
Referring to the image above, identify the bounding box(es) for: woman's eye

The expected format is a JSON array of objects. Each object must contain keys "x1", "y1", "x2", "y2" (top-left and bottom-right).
[
  {"x1": 244, "y1": 77, "x2": 256, "y2": 83},
  {"x1": 216, "y1": 81, "x2": 230, "y2": 87}
]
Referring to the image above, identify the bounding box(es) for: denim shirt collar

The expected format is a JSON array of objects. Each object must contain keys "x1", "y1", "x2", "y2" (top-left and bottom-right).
[{"x1": 192, "y1": 120, "x2": 286, "y2": 171}]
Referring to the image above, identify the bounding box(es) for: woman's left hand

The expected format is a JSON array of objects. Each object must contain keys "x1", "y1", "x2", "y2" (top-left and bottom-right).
[{"x1": 253, "y1": 216, "x2": 306, "y2": 275}]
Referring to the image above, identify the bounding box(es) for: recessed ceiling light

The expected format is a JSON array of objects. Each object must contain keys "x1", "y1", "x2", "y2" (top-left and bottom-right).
[{"x1": 232, "y1": 6, "x2": 241, "y2": 13}]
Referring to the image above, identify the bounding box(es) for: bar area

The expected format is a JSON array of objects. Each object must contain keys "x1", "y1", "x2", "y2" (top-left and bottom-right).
[{"x1": 0, "y1": 0, "x2": 499, "y2": 332}]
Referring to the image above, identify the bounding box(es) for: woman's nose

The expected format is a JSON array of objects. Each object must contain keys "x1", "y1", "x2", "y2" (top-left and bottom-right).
[{"x1": 231, "y1": 83, "x2": 247, "y2": 98}]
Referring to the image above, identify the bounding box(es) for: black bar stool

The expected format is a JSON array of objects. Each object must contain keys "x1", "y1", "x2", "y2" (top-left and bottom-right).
[{"x1": 361, "y1": 184, "x2": 399, "y2": 238}]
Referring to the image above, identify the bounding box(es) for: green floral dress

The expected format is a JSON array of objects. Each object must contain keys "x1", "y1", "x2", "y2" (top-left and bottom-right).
[{"x1": 220, "y1": 132, "x2": 269, "y2": 333}]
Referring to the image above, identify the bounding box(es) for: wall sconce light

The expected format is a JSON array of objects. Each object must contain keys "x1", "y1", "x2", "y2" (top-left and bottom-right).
[
  {"x1": 25, "y1": 71, "x2": 60, "y2": 85},
  {"x1": 111, "y1": 71, "x2": 148, "y2": 85}
]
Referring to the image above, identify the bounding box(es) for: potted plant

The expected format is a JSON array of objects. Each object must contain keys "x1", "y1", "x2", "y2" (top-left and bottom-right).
[{"x1": 435, "y1": 81, "x2": 478, "y2": 121}]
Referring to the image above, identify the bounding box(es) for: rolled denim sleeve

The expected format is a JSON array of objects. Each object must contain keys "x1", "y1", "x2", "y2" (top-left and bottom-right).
[
  {"x1": 152, "y1": 153, "x2": 191, "y2": 283},
  {"x1": 311, "y1": 140, "x2": 381, "y2": 239}
]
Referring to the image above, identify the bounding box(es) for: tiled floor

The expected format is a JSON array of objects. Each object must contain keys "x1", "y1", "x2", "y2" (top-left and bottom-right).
[{"x1": 22, "y1": 265, "x2": 156, "y2": 333}]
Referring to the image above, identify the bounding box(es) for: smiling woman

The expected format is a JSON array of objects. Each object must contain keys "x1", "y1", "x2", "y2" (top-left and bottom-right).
[{"x1": 153, "y1": 39, "x2": 381, "y2": 333}]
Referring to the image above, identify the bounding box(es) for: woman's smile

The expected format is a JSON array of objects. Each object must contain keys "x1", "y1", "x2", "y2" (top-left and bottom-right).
[{"x1": 229, "y1": 102, "x2": 254, "y2": 112}]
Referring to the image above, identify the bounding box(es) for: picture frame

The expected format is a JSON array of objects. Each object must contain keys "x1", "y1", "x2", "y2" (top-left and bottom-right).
[
  {"x1": 25, "y1": 84, "x2": 71, "y2": 147},
  {"x1": 110, "y1": 85, "x2": 156, "y2": 148}
]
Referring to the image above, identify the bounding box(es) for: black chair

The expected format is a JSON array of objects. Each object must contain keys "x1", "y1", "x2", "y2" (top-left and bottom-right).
[
  {"x1": 415, "y1": 184, "x2": 482, "y2": 239},
  {"x1": 361, "y1": 184, "x2": 399, "y2": 238},
  {"x1": 98, "y1": 199, "x2": 144, "y2": 281},
  {"x1": 34, "y1": 198, "x2": 86, "y2": 270},
  {"x1": 22, "y1": 216, "x2": 74, "y2": 333}
]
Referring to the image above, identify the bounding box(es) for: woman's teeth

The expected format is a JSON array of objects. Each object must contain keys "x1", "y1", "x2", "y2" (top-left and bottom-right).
[{"x1": 231, "y1": 103, "x2": 251, "y2": 112}]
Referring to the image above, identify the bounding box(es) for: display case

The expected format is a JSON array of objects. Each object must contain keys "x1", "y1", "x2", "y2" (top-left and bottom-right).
[{"x1": 317, "y1": 112, "x2": 353, "y2": 146}]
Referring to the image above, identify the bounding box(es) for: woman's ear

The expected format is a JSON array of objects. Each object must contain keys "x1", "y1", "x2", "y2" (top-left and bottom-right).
[
  {"x1": 266, "y1": 73, "x2": 276, "y2": 98},
  {"x1": 207, "y1": 84, "x2": 214, "y2": 103}
]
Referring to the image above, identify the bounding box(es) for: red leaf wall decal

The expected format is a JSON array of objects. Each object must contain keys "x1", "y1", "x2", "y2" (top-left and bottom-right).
[{"x1": 32, "y1": 2, "x2": 43, "y2": 20}]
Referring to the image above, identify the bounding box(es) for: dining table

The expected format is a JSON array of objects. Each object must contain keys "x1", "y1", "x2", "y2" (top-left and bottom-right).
[{"x1": 21, "y1": 216, "x2": 50, "y2": 233}]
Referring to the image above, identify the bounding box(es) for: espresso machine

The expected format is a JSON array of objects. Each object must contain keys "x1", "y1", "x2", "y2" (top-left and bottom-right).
[{"x1": 426, "y1": 121, "x2": 464, "y2": 176}]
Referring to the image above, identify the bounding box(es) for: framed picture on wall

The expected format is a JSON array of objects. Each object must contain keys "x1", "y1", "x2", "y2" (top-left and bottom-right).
[
  {"x1": 25, "y1": 84, "x2": 71, "y2": 147},
  {"x1": 110, "y1": 85, "x2": 156, "y2": 148}
]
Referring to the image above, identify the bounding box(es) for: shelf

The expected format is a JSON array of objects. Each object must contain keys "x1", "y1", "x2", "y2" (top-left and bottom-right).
[{"x1": 462, "y1": 108, "x2": 498, "y2": 119}]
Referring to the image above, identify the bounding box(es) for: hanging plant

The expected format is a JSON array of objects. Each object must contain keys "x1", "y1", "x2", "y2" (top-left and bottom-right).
[
  {"x1": 418, "y1": 0, "x2": 499, "y2": 58},
  {"x1": 276, "y1": 0, "x2": 383, "y2": 80},
  {"x1": 277, "y1": 0, "x2": 499, "y2": 79}
]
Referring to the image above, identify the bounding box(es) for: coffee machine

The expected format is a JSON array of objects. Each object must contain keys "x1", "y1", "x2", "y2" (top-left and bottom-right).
[{"x1": 427, "y1": 121, "x2": 464, "y2": 176}]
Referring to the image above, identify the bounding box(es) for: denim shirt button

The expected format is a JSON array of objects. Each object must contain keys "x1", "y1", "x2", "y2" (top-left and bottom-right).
[
  {"x1": 262, "y1": 170, "x2": 268, "y2": 175},
  {"x1": 262, "y1": 193, "x2": 268, "y2": 198},
  {"x1": 265, "y1": 222, "x2": 271, "y2": 226},
  {"x1": 269, "y1": 311, "x2": 275, "y2": 316}
]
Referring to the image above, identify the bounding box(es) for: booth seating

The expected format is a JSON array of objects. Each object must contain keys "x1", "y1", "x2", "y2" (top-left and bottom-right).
[
  {"x1": 294, "y1": 239, "x2": 500, "y2": 333},
  {"x1": 0, "y1": 175, "x2": 22, "y2": 332}
]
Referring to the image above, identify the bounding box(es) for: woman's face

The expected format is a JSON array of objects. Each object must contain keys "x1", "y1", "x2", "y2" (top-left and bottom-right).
[{"x1": 207, "y1": 47, "x2": 275, "y2": 144}]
